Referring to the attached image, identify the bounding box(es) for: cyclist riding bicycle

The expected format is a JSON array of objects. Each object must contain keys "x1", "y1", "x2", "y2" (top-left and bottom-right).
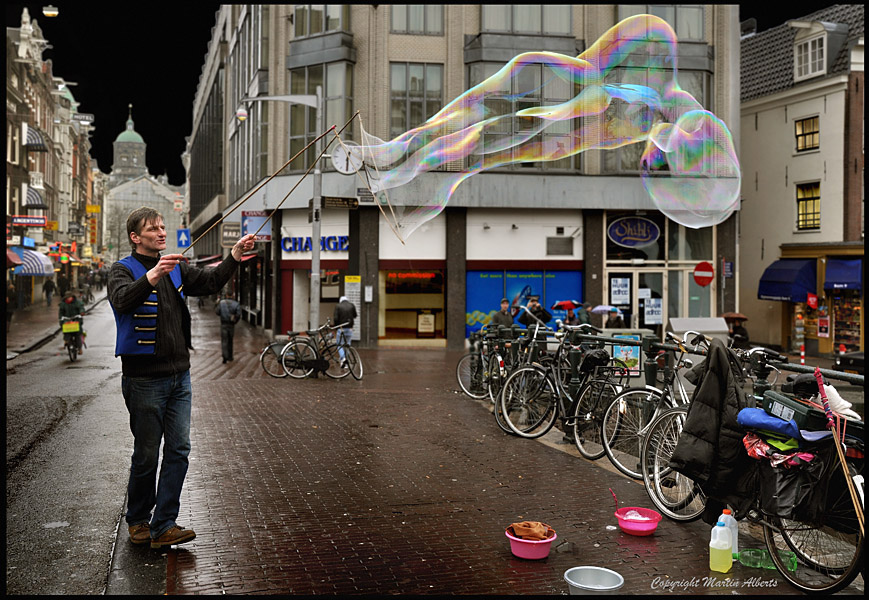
[{"x1": 59, "y1": 290, "x2": 85, "y2": 354}]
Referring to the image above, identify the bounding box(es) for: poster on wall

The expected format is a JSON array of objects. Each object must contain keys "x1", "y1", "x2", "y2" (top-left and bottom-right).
[
  {"x1": 644, "y1": 298, "x2": 663, "y2": 325},
  {"x1": 544, "y1": 271, "x2": 583, "y2": 325},
  {"x1": 344, "y1": 275, "x2": 362, "y2": 341},
  {"x1": 613, "y1": 334, "x2": 642, "y2": 377},
  {"x1": 817, "y1": 314, "x2": 830, "y2": 338},
  {"x1": 611, "y1": 277, "x2": 631, "y2": 305},
  {"x1": 465, "y1": 271, "x2": 506, "y2": 337}
]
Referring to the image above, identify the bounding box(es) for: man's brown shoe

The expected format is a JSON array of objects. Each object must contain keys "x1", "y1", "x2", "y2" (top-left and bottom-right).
[
  {"x1": 128, "y1": 523, "x2": 150, "y2": 545},
  {"x1": 150, "y1": 525, "x2": 196, "y2": 549}
]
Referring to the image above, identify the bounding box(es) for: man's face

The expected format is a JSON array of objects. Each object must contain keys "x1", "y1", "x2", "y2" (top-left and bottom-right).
[
  {"x1": 131, "y1": 218, "x2": 167, "y2": 256},
  {"x1": 501, "y1": 301, "x2": 509, "y2": 312}
]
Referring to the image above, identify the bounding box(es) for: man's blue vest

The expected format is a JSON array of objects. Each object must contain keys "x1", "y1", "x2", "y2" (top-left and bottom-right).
[{"x1": 112, "y1": 255, "x2": 185, "y2": 356}]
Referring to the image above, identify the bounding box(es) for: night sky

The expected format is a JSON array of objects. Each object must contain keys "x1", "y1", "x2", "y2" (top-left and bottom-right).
[{"x1": 6, "y1": 3, "x2": 838, "y2": 188}]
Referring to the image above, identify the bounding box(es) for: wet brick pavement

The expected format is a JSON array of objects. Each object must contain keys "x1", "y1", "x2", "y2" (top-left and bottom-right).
[
  {"x1": 8, "y1": 295, "x2": 862, "y2": 594},
  {"x1": 158, "y1": 305, "x2": 863, "y2": 595}
]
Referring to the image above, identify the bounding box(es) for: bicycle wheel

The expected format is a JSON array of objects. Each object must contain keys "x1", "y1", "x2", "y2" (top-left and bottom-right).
[
  {"x1": 763, "y1": 452, "x2": 864, "y2": 593},
  {"x1": 487, "y1": 354, "x2": 506, "y2": 405},
  {"x1": 260, "y1": 342, "x2": 288, "y2": 378},
  {"x1": 602, "y1": 387, "x2": 665, "y2": 479},
  {"x1": 640, "y1": 406, "x2": 706, "y2": 521},
  {"x1": 281, "y1": 339, "x2": 316, "y2": 378},
  {"x1": 67, "y1": 341, "x2": 77, "y2": 362},
  {"x1": 322, "y1": 343, "x2": 350, "y2": 379},
  {"x1": 499, "y1": 366, "x2": 558, "y2": 439},
  {"x1": 456, "y1": 353, "x2": 488, "y2": 399},
  {"x1": 570, "y1": 377, "x2": 619, "y2": 460},
  {"x1": 345, "y1": 347, "x2": 363, "y2": 380}
]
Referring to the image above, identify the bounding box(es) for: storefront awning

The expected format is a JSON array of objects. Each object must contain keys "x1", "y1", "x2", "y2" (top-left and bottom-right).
[
  {"x1": 757, "y1": 259, "x2": 816, "y2": 302},
  {"x1": 10, "y1": 247, "x2": 55, "y2": 276},
  {"x1": 24, "y1": 124, "x2": 48, "y2": 152},
  {"x1": 24, "y1": 186, "x2": 48, "y2": 209},
  {"x1": 824, "y1": 258, "x2": 862, "y2": 291}
]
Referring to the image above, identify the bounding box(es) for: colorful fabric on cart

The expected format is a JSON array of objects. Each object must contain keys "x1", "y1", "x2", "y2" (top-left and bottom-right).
[{"x1": 737, "y1": 407, "x2": 801, "y2": 442}]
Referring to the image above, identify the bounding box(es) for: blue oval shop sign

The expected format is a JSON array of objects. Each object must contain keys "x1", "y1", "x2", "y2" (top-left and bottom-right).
[{"x1": 607, "y1": 217, "x2": 660, "y2": 248}]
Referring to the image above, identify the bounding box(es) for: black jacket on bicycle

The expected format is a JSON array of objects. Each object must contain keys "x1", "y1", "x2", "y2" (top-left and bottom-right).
[{"x1": 669, "y1": 338, "x2": 757, "y2": 523}]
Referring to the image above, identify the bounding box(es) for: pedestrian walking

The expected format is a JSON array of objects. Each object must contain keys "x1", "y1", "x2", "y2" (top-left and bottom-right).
[
  {"x1": 490, "y1": 297, "x2": 514, "y2": 329},
  {"x1": 577, "y1": 302, "x2": 592, "y2": 325},
  {"x1": 43, "y1": 277, "x2": 56, "y2": 306},
  {"x1": 107, "y1": 206, "x2": 255, "y2": 550},
  {"x1": 605, "y1": 307, "x2": 625, "y2": 329},
  {"x1": 333, "y1": 295, "x2": 357, "y2": 366},
  {"x1": 214, "y1": 291, "x2": 241, "y2": 363}
]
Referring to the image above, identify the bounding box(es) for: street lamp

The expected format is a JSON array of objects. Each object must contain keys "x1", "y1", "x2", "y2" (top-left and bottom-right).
[{"x1": 238, "y1": 87, "x2": 324, "y2": 330}]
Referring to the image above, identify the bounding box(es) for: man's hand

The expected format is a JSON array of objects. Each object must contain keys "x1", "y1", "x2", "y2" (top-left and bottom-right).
[
  {"x1": 231, "y1": 234, "x2": 257, "y2": 261},
  {"x1": 147, "y1": 254, "x2": 185, "y2": 285}
]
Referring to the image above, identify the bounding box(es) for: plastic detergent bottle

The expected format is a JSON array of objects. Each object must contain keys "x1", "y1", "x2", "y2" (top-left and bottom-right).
[
  {"x1": 717, "y1": 508, "x2": 738, "y2": 557},
  {"x1": 709, "y1": 522, "x2": 733, "y2": 573}
]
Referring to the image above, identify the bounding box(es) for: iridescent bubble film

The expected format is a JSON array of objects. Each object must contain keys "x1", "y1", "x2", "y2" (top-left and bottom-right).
[{"x1": 343, "y1": 15, "x2": 740, "y2": 240}]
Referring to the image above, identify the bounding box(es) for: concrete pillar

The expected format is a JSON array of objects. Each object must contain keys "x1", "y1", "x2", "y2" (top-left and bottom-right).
[
  {"x1": 349, "y1": 206, "x2": 379, "y2": 348},
  {"x1": 445, "y1": 207, "x2": 467, "y2": 351},
  {"x1": 583, "y1": 209, "x2": 605, "y2": 329}
]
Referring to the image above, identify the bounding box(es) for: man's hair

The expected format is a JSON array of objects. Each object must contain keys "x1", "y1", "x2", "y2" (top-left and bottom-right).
[{"x1": 126, "y1": 207, "x2": 164, "y2": 251}]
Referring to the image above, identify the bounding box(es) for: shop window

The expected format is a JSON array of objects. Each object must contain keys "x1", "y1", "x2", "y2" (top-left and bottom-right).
[
  {"x1": 795, "y1": 116, "x2": 819, "y2": 152},
  {"x1": 605, "y1": 212, "x2": 666, "y2": 261},
  {"x1": 831, "y1": 291, "x2": 862, "y2": 352},
  {"x1": 386, "y1": 270, "x2": 444, "y2": 294},
  {"x1": 668, "y1": 225, "x2": 712, "y2": 261},
  {"x1": 796, "y1": 182, "x2": 821, "y2": 230}
]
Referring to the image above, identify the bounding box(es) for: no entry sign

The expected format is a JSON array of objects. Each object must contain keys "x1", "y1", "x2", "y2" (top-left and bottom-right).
[{"x1": 693, "y1": 261, "x2": 714, "y2": 287}]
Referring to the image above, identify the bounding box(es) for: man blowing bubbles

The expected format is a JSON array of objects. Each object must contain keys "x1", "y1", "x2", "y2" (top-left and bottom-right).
[{"x1": 107, "y1": 206, "x2": 255, "y2": 549}]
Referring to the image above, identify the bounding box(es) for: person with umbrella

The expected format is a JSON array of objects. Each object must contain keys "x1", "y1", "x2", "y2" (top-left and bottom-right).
[
  {"x1": 722, "y1": 312, "x2": 750, "y2": 349},
  {"x1": 605, "y1": 306, "x2": 625, "y2": 329},
  {"x1": 551, "y1": 300, "x2": 582, "y2": 326}
]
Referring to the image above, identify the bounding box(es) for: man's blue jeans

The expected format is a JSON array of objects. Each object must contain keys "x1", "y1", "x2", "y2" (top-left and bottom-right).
[
  {"x1": 122, "y1": 371, "x2": 192, "y2": 538},
  {"x1": 337, "y1": 327, "x2": 352, "y2": 362}
]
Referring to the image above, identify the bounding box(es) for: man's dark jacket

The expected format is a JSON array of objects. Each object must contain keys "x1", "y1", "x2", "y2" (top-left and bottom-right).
[{"x1": 668, "y1": 338, "x2": 757, "y2": 521}]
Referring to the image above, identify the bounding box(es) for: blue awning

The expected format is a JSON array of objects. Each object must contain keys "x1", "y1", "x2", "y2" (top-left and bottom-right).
[
  {"x1": 10, "y1": 247, "x2": 55, "y2": 276},
  {"x1": 825, "y1": 259, "x2": 862, "y2": 291},
  {"x1": 24, "y1": 124, "x2": 48, "y2": 152},
  {"x1": 758, "y1": 259, "x2": 816, "y2": 302}
]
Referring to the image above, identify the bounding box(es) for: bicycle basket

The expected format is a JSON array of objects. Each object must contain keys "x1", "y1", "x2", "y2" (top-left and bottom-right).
[
  {"x1": 579, "y1": 349, "x2": 610, "y2": 373},
  {"x1": 62, "y1": 321, "x2": 81, "y2": 333}
]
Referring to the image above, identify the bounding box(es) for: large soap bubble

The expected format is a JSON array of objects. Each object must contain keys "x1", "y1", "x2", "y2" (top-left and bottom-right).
[{"x1": 334, "y1": 14, "x2": 740, "y2": 241}]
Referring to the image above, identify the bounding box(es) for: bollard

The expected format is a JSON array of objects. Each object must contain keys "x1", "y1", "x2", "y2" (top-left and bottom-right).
[{"x1": 800, "y1": 344, "x2": 805, "y2": 366}]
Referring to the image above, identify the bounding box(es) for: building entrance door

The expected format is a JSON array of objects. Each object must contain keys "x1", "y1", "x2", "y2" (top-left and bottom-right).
[{"x1": 635, "y1": 272, "x2": 665, "y2": 339}]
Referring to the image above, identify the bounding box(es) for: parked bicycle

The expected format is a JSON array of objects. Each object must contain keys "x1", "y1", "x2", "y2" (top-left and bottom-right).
[{"x1": 281, "y1": 319, "x2": 363, "y2": 380}]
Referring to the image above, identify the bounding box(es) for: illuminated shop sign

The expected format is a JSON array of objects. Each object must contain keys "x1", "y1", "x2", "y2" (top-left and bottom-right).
[
  {"x1": 281, "y1": 235, "x2": 349, "y2": 252},
  {"x1": 607, "y1": 217, "x2": 660, "y2": 248}
]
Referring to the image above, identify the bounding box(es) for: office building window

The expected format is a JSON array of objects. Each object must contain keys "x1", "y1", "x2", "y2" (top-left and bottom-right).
[
  {"x1": 617, "y1": 5, "x2": 704, "y2": 41},
  {"x1": 481, "y1": 5, "x2": 570, "y2": 35},
  {"x1": 796, "y1": 182, "x2": 821, "y2": 230},
  {"x1": 602, "y1": 66, "x2": 711, "y2": 174},
  {"x1": 294, "y1": 5, "x2": 349, "y2": 38},
  {"x1": 390, "y1": 63, "x2": 443, "y2": 139},
  {"x1": 795, "y1": 35, "x2": 825, "y2": 80},
  {"x1": 795, "y1": 116, "x2": 819, "y2": 152},
  {"x1": 288, "y1": 62, "x2": 354, "y2": 172},
  {"x1": 391, "y1": 5, "x2": 443, "y2": 35},
  {"x1": 467, "y1": 61, "x2": 579, "y2": 171}
]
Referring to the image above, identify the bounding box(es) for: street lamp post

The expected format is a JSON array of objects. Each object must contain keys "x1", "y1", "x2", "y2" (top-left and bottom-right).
[{"x1": 238, "y1": 86, "x2": 324, "y2": 330}]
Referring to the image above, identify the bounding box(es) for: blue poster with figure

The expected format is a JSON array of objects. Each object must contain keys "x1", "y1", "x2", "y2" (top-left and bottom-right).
[
  {"x1": 465, "y1": 271, "x2": 505, "y2": 337},
  {"x1": 544, "y1": 271, "x2": 583, "y2": 325}
]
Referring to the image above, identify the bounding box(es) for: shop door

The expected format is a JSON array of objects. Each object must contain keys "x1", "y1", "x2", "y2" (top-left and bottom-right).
[{"x1": 635, "y1": 272, "x2": 665, "y2": 339}]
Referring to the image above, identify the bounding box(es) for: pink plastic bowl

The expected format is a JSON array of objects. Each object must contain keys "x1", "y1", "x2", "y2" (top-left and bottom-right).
[
  {"x1": 614, "y1": 507, "x2": 662, "y2": 536},
  {"x1": 505, "y1": 526, "x2": 557, "y2": 560}
]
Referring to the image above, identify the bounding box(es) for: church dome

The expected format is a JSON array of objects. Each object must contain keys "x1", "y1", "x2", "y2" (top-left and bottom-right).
[{"x1": 115, "y1": 104, "x2": 144, "y2": 144}]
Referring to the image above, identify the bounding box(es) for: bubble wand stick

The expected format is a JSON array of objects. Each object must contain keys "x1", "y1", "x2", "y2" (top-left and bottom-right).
[{"x1": 814, "y1": 367, "x2": 863, "y2": 537}]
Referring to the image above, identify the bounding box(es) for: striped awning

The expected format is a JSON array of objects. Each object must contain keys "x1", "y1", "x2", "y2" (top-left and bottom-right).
[
  {"x1": 10, "y1": 247, "x2": 55, "y2": 276},
  {"x1": 24, "y1": 186, "x2": 48, "y2": 209},
  {"x1": 23, "y1": 124, "x2": 48, "y2": 152}
]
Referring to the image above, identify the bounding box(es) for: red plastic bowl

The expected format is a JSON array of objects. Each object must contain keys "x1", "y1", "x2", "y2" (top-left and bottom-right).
[
  {"x1": 614, "y1": 507, "x2": 662, "y2": 536},
  {"x1": 505, "y1": 525, "x2": 557, "y2": 560}
]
